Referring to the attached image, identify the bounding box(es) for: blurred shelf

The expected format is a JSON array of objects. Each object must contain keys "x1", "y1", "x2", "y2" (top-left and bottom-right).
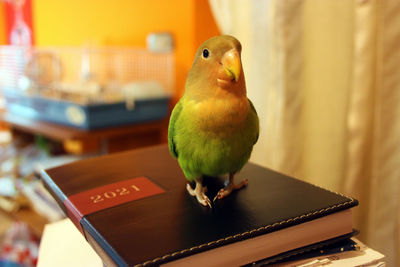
[
  {"x1": 0, "y1": 206, "x2": 49, "y2": 238},
  {"x1": 1, "y1": 112, "x2": 168, "y2": 154}
]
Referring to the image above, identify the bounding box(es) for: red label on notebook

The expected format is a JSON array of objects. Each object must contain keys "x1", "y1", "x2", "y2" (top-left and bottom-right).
[{"x1": 64, "y1": 176, "x2": 165, "y2": 234}]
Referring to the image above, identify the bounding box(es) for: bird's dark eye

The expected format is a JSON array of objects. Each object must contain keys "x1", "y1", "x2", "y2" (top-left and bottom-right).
[{"x1": 202, "y1": 49, "x2": 209, "y2": 58}]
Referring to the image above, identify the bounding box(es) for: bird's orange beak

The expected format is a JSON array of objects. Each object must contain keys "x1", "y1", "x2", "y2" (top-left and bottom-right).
[{"x1": 221, "y1": 48, "x2": 241, "y2": 82}]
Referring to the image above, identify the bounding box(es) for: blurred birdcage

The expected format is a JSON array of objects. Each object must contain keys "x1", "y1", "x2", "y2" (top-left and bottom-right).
[
  {"x1": 0, "y1": 45, "x2": 174, "y2": 103},
  {"x1": 0, "y1": 46, "x2": 174, "y2": 129}
]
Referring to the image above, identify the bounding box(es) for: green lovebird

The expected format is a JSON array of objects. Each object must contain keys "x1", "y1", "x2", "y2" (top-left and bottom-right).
[{"x1": 168, "y1": 35, "x2": 259, "y2": 207}]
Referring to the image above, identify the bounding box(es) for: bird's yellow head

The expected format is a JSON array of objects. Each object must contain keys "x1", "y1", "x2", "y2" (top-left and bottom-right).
[{"x1": 185, "y1": 35, "x2": 246, "y2": 99}]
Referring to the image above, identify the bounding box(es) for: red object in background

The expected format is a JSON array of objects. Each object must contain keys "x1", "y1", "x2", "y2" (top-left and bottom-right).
[
  {"x1": 0, "y1": 222, "x2": 39, "y2": 267},
  {"x1": 4, "y1": 0, "x2": 34, "y2": 45}
]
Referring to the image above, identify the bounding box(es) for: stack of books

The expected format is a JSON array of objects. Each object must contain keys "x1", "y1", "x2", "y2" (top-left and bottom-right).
[{"x1": 40, "y1": 145, "x2": 383, "y2": 266}]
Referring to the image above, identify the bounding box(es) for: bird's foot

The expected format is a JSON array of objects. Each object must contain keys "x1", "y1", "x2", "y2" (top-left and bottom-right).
[
  {"x1": 213, "y1": 177, "x2": 247, "y2": 202},
  {"x1": 186, "y1": 183, "x2": 212, "y2": 208}
]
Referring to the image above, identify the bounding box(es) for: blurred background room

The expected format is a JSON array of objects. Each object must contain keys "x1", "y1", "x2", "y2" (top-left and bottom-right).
[{"x1": 0, "y1": 0, "x2": 398, "y2": 266}]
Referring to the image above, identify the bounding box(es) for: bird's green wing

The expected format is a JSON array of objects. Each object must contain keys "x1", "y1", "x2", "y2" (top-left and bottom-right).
[
  {"x1": 248, "y1": 98, "x2": 259, "y2": 145},
  {"x1": 168, "y1": 99, "x2": 183, "y2": 158}
]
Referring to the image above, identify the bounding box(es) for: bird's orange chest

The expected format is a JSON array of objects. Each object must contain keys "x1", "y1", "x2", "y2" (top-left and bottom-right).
[{"x1": 186, "y1": 95, "x2": 249, "y2": 130}]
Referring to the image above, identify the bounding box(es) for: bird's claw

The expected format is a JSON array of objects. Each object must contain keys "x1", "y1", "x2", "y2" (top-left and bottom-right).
[
  {"x1": 213, "y1": 188, "x2": 230, "y2": 202},
  {"x1": 213, "y1": 178, "x2": 248, "y2": 202},
  {"x1": 186, "y1": 183, "x2": 196, "y2": 196},
  {"x1": 186, "y1": 183, "x2": 212, "y2": 208},
  {"x1": 200, "y1": 196, "x2": 212, "y2": 208},
  {"x1": 236, "y1": 178, "x2": 248, "y2": 189}
]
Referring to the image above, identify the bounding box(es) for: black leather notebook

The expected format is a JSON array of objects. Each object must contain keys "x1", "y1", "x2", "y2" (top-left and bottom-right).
[{"x1": 41, "y1": 145, "x2": 358, "y2": 266}]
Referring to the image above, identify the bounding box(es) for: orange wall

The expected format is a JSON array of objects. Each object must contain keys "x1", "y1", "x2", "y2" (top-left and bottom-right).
[
  {"x1": 0, "y1": 2, "x2": 6, "y2": 44},
  {"x1": 32, "y1": 0, "x2": 220, "y2": 99},
  {"x1": 194, "y1": 0, "x2": 220, "y2": 49}
]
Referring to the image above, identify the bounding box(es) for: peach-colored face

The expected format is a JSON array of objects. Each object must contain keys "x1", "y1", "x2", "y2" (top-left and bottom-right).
[{"x1": 185, "y1": 35, "x2": 246, "y2": 99}]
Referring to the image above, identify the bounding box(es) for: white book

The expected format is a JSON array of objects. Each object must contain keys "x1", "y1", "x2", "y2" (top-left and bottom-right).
[{"x1": 37, "y1": 219, "x2": 102, "y2": 267}]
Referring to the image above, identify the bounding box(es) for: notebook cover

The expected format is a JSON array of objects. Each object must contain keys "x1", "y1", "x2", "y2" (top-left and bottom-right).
[{"x1": 41, "y1": 145, "x2": 358, "y2": 266}]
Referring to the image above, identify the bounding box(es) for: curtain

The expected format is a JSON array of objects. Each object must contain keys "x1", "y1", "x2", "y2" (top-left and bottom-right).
[
  {"x1": 209, "y1": 0, "x2": 400, "y2": 266},
  {"x1": 345, "y1": 1, "x2": 400, "y2": 265}
]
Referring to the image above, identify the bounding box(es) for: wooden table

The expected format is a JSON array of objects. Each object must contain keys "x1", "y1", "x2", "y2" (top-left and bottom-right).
[{"x1": 1, "y1": 113, "x2": 168, "y2": 154}]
